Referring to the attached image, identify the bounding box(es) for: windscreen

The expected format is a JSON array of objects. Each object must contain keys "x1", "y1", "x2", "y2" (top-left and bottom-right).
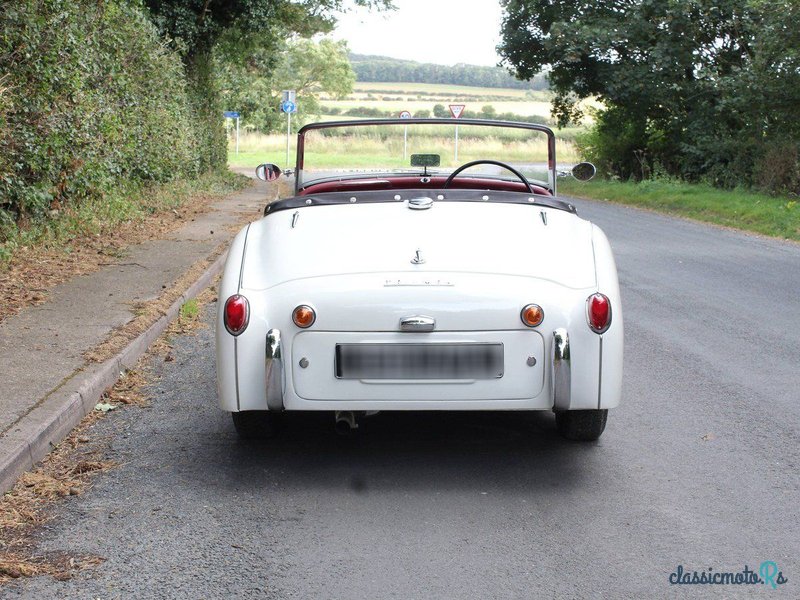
[{"x1": 297, "y1": 121, "x2": 558, "y2": 191}]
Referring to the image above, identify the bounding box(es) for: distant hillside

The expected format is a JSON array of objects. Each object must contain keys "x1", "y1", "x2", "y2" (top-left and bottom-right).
[{"x1": 349, "y1": 54, "x2": 548, "y2": 91}]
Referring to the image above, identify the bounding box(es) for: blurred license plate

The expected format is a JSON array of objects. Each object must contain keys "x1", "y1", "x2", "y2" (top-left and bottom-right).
[{"x1": 335, "y1": 343, "x2": 504, "y2": 380}]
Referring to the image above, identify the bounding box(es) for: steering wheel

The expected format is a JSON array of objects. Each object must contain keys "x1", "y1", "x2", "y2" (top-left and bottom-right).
[{"x1": 442, "y1": 159, "x2": 533, "y2": 193}]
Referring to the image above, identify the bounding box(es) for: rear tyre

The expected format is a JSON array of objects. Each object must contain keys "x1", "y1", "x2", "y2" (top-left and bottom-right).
[
  {"x1": 555, "y1": 409, "x2": 608, "y2": 441},
  {"x1": 232, "y1": 411, "x2": 282, "y2": 440}
]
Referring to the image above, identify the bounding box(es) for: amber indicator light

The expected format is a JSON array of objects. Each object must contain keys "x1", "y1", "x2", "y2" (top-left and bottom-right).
[
  {"x1": 520, "y1": 304, "x2": 544, "y2": 327},
  {"x1": 293, "y1": 305, "x2": 316, "y2": 328}
]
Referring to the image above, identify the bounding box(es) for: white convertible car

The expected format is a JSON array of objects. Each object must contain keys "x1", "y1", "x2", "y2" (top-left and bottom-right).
[{"x1": 217, "y1": 118, "x2": 622, "y2": 441}]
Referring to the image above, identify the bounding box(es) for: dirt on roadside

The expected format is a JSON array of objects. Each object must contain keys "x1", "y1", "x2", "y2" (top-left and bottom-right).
[{"x1": 0, "y1": 287, "x2": 216, "y2": 584}]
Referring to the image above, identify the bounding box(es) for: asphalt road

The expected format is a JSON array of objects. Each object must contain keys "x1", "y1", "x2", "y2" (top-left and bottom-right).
[{"x1": 4, "y1": 197, "x2": 799, "y2": 598}]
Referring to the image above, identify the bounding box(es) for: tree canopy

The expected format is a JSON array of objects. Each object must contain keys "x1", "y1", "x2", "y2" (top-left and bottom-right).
[
  {"x1": 498, "y1": 0, "x2": 800, "y2": 192},
  {"x1": 143, "y1": 0, "x2": 392, "y2": 57},
  {"x1": 218, "y1": 37, "x2": 355, "y2": 131}
]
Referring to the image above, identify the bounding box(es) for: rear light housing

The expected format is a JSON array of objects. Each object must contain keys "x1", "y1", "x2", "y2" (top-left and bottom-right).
[
  {"x1": 292, "y1": 304, "x2": 316, "y2": 328},
  {"x1": 520, "y1": 303, "x2": 544, "y2": 327},
  {"x1": 587, "y1": 293, "x2": 612, "y2": 334},
  {"x1": 224, "y1": 294, "x2": 249, "y2": 336}
]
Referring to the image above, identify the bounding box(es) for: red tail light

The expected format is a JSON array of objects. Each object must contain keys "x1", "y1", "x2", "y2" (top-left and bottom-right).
[
  {"x1": 587, "y1": 293, "x2": 611, "y2": 334},
  {"x1": 224, "y1": 294, "x2": 249, "y2": 336}
]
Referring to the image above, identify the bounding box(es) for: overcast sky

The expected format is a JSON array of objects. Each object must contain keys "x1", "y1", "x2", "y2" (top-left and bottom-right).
[{"x1": 333, "y1": 0, "x2": 504, "y2": 67}]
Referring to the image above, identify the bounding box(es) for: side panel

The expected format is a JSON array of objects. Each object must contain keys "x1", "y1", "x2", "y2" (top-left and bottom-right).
[
  {"x1": 593, "y1": 225, "x2": 624, "y2": 409},
  {"x1": 216, "y1": 224, "x2": 250, "y2": 412},
  {"x1": 557, "y1": 300, "x2": 602, "y2": 410}
]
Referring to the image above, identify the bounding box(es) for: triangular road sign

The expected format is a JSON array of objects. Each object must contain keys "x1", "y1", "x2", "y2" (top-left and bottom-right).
[{"x1": 449, "y1": 104, "x2": 466, "y2": 119}]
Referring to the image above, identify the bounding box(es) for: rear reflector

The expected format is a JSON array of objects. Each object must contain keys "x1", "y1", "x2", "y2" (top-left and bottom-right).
[
  {"x1": 224, "y1": 295, "x2": 249, "y2": 336},
  {"x1": 587, "y1": 293, "x2": 611, "y2": 334}
]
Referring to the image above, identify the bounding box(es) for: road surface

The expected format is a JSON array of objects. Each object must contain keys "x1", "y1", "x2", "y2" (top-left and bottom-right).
[{"x1": 5, "y1": 196, "x2": 799, "y2": 598}]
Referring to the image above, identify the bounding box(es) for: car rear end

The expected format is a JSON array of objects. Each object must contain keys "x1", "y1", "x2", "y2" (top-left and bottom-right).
[{"x1": 216, "y1": 199, "x2": 622, "y2": 415}]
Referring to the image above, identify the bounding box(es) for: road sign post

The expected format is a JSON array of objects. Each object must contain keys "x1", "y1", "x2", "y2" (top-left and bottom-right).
[
  {"x1": 281, "y1": 91, "x2": 298, "y2": 169},
  {"x1": 223, "y1": 111, "x2": 241, "y2": 155},
  {"x1": 449, "y1": 104, "x2": 465, "y2": 161},
  {"x1": 399, "y1": 111, "x2": 412, "y2": 161}
]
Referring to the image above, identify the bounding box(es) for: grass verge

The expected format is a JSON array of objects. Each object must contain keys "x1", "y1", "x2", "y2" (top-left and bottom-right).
[
  {"x1": 0, "y1": 170, "x2": 249, "y2": 264},
  {"x1": 0, "y1": 170, "x2": 250, "y2": 323},
  {"x1": 560, "y1": 178, "x2": 800, "y2": 241}
]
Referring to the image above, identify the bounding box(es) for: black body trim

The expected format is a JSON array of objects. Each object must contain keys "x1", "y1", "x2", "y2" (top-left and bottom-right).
[{"x1": 264, "y1": 189, "x2": 576, "y2": 217}]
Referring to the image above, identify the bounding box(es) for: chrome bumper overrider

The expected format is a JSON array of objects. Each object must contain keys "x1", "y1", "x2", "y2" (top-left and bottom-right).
[
  {"x1": 265, "y1": 328, "x2": 285, "y2": 411},
  {"x1": 551, "y1": 328, "x2": 570, "y2": 410}
]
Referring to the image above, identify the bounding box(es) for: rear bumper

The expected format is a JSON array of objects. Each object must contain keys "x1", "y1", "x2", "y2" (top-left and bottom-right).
[{"x1": 227, "y1": 325, "x2": 618, "y2": 412}]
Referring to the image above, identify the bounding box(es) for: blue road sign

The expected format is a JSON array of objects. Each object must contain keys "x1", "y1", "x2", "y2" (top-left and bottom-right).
[
  {"x1": 223, "y1": 111, "x2": 240, "y2": 118},
  {"x1": 281, "y1": 100, "x2": 297, "y2": 114}
]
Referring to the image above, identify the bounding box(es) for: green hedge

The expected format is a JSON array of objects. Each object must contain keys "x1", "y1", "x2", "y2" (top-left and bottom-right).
[{"x1": 0, "y1": 0, "x2": 219, "y2": 236}]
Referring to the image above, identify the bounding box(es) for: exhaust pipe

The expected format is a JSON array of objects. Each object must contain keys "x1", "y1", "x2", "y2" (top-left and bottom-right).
[{"x1": 334, "y1": 411, "x2": 358, "y2": 435}]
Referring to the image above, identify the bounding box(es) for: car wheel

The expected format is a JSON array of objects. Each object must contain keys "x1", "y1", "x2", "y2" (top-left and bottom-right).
[
  {"x1": 555, "y1": 409, "x2": 608, "y2": 441},
  {"x1": 231, "y1": 411, "x2": 282, "y2": 440}
]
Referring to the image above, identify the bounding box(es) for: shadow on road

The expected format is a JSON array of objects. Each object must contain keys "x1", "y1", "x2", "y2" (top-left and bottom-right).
[{"x1": 202, "y1": 411, "x2": 605, "y2": 496}]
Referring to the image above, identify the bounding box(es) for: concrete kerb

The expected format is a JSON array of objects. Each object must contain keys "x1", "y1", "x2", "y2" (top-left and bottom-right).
[{"x1": 0, "y1": 250, "x2": 228, "y2": 495}]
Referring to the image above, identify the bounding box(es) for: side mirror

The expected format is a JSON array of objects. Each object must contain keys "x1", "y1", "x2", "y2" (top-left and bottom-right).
[
  {"x1": 571, "y1": 162, "x2": 596, "y2": 182},
  {"x1": 255, "y1": 163, "x2": 282, "y2": 182}
]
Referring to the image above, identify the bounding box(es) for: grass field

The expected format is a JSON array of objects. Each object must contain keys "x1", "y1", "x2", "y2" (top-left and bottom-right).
[{"x1": 228, "y1": 130, "x2": 580, "y2": 170}]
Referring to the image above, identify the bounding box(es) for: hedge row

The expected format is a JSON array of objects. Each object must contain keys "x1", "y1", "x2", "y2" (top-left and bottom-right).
[{"x1": 0, "y1": 0, "x2": 218, "y2": 235}]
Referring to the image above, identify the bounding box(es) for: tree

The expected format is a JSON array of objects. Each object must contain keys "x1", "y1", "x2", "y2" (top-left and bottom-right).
[
  {"x1": 143, "y1": 0, "x2": 392, "y2": 58},
  {"x1": 218, "y1": 37, "x2": 356, "y2": 132},
  {"x1": 497, "y1": 0, "x2": 800, "y2": 190},
  {"x1": 141, "y1": 0, "x2": 391, "y2": 169}
]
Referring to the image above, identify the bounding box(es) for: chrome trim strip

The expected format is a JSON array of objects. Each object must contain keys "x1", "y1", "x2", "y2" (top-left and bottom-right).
[
  {"x1": 399, "y1": 315, "x2": 435, "y2": 332},
  {"x1": 597, "y1": 335, "x2": 604, "y2": 409},
  {"x1": 237, "y1": 223, "x2": 251, "y2": 291},
  {"x1": 552, "y1": 328, "x2": 571, "y2": 410},
  {"x1": 265, "y1": 329, "x2": 285, "y2": 411},
  {"x1": 234, "y1": 338, "x2": 240, "y2": 412}
]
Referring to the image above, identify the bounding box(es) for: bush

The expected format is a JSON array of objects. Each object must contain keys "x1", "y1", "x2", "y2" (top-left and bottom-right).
[
  {"x1": 575, "y1": 108, "x2": 651, "y2": 180},
  {"x1": 0, "y1": 0, "x2": 210, "y2": 236}
]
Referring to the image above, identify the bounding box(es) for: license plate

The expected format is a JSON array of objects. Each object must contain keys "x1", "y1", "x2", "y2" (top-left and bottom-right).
[{"x1": 335, "y1": 343, "x2": 504, "y2": 380}]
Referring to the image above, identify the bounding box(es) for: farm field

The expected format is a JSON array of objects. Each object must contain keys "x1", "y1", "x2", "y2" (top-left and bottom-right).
[
  {"x1": 322, "y1": 98, "x2": 553, "y2": 118},
  {"x1": 348, "y1": 81, "x2": 548, "y2": 100},
  {"x1": 321, "y1": 81, "x2": 599, "y2": 120}
]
